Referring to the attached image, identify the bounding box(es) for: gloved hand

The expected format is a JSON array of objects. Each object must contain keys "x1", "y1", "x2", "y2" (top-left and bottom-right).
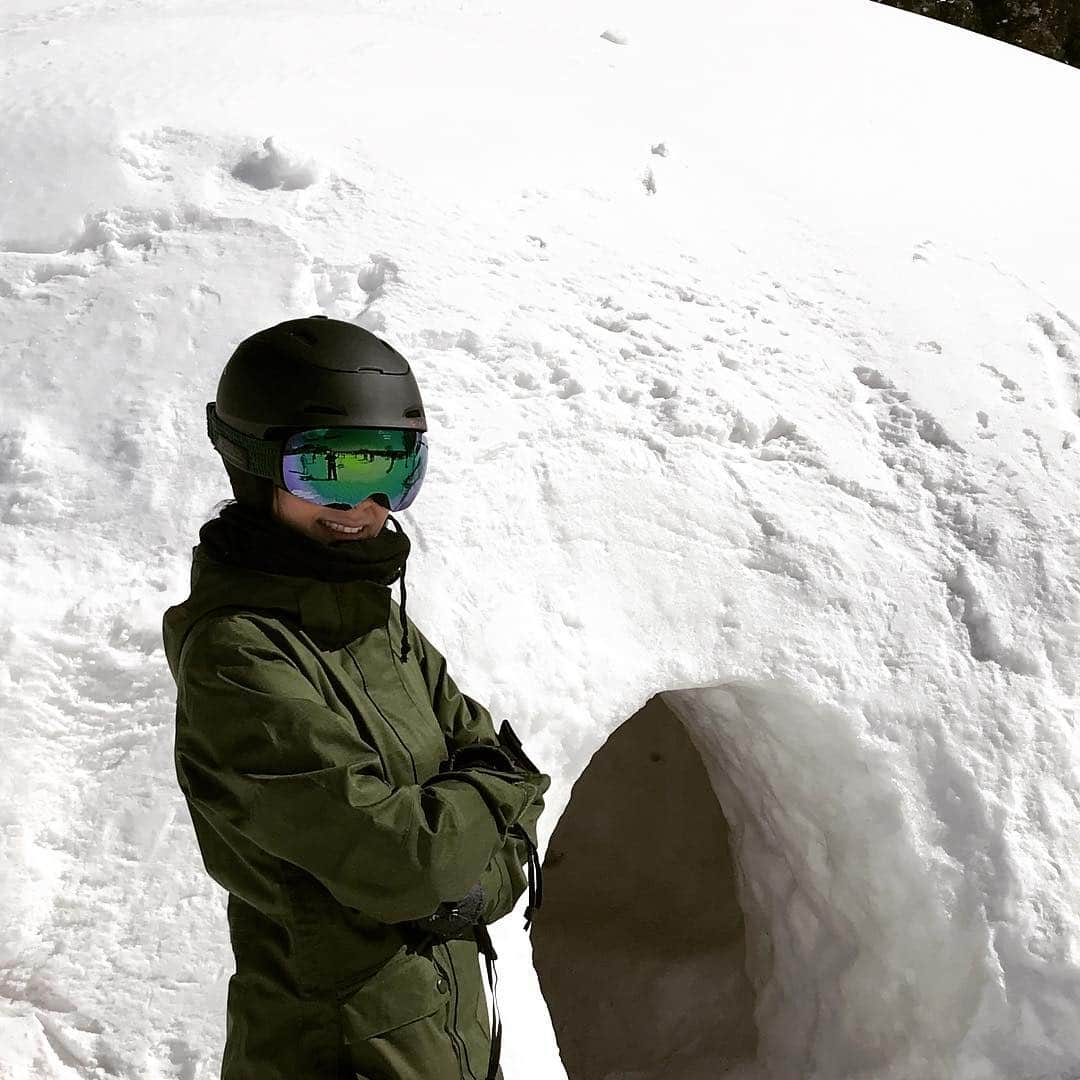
[
  {"x1": 437, "y1": 721, "x2": 543, "y2": 779},
  {"x1": 417, "y1": 721, "x2": 547, "y2": 945},
  {"x1": 402, "y1": 882, "x2": 487, "y2": 951}
]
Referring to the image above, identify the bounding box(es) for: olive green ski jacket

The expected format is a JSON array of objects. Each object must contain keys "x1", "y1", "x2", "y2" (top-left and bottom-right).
[{"x1": 162, "y1": 545, "x2": 551, "y2": 1079}]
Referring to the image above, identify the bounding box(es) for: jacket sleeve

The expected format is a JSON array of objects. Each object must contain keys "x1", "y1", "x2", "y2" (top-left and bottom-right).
[
  {"x1": 175, "y1": 615, "x2": 548, "y2": 925},
  {"x1": 474, "y1": 790, "x2": 544, "y2": 925},
  {"x1": 406, "y1": 619, "x2": 549, "y2": 926}
]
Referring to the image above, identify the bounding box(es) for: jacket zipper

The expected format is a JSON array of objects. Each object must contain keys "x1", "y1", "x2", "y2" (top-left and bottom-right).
[{"x1": 432, "y1": 946, "x2": 472, "y2": 1077}]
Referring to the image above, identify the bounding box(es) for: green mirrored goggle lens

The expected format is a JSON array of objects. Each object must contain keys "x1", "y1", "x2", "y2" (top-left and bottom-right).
[{"x1": 282, "y1": 427, "x2": 427, "y2": 510}]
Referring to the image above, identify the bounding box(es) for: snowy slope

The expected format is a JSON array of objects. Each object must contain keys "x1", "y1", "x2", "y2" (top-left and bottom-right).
[{"x1": 1, "y1": 0, "x2": 1079, "y2": 1077}]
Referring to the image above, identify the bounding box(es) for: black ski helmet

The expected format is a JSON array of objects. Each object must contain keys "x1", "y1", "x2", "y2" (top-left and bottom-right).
[{"x1": 209, "y1": 316, "x2": 427, "y2": 511}]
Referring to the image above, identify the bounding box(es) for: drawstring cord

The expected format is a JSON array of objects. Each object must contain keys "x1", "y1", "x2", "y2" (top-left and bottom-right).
[
  {"x1": 385, "y1": 513, "x2": 411, "y2": 663},
  {"x1": 397, "y1": 567, "x2": 409, "y2": 663},
  {"x1": 513, "y1": 825, "x2": 543, "y2": 931},
  {"x1": 476, "y1": 826, "x2": 544, "y2": 1080},
  {"x1": 474, "y1": 923, "x2": 503, "y2": 1080}
]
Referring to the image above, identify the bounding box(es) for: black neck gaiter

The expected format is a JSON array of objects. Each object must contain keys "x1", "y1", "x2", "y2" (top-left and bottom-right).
[{"x1": 198, "y1": 501, "x2": 415, "y2": 660}]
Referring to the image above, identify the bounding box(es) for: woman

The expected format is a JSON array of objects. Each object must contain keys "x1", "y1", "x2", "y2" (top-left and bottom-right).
[{"x1": 162, "y1": 316, "x2": 550, "y2": 1080}]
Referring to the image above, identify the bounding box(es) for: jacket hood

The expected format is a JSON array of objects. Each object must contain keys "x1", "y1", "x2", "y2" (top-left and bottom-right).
[{"x1": 162, "y1": 545, "x2": 395, "y2": 682}]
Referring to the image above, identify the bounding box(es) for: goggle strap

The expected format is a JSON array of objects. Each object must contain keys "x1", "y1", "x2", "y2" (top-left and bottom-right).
[{"x1": 206, "y1": 402, "x2": 281, "y2": 482}]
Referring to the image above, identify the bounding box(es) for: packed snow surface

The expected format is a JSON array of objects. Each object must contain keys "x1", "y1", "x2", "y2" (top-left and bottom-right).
[{"x1": 2, "y1": 0, "x2": 1080, "y2": 1077}]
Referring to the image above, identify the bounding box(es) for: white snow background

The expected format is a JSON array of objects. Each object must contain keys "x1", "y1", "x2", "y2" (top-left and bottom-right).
[{"x1": 2, "y1": 0, "x2": 1080, "y2": 1076}]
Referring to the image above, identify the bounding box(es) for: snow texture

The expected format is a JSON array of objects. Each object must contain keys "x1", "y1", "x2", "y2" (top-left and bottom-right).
[{"x1": 1, "y1": 0, "x2": 1079, "y2": 1077}]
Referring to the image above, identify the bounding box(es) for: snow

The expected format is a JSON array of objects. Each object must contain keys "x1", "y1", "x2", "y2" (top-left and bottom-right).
[{"x1": 1, "y1": 0, "x2": 1080, "y2": 1076}]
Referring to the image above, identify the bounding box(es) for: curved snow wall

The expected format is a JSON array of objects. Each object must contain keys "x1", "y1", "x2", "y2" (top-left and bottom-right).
[
  {"x1": 532, "y1": 680, "x2": 1030, "y2": 1080},
  {"x1": 531, "y1": 693, "x2": 758, "y2": 1080}
]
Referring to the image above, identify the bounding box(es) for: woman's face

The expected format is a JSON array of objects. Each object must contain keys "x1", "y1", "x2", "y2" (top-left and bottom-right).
[{"x1": 271, "y1": 487, "x2": 392, "y2": 544}]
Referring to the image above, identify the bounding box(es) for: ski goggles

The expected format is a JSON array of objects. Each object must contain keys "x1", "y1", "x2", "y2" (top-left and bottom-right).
[
  {"x1": 207, "y1": 404, "x2": 428, "y2": 511},
  {"x1": 281, "y1": 426, "x2": 427, "y2": 511}
]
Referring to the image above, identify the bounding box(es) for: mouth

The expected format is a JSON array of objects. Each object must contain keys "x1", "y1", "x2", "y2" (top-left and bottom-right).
[{"x1": 318, "y1": 518, "x2": 372, "y2": 538}]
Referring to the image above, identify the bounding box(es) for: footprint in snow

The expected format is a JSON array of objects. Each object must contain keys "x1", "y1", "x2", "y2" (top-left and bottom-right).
[{"x1": 231, "y1": 137, "x2": 318, "y2": 191}]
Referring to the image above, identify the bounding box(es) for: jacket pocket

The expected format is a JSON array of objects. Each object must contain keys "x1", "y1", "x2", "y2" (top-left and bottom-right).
[
  {"x1": 342, "y1": 946, "x2": 461, "y2": 1080},
  {"x1": 283, "y1": 867, "x2": 402, "y2": 999}
]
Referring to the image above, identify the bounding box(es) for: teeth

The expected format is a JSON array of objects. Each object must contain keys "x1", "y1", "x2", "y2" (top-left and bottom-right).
[{"x1": 322, "y1": 521, "x2": 363, "y2": 534}]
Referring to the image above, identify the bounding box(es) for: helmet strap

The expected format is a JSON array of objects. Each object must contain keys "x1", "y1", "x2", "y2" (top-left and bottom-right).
[{"x1": 206, "y1": 402, "x2": 282, "y2": 483}]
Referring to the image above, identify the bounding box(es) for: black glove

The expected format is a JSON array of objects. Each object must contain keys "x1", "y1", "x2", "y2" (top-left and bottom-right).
[
  {"x1": 402, "y1": 882, "x2": 486, "y2": 951},
  {"x1": 439, "y1": 742, "x2": 519, "y2": 776},
  {"x1": 437, "y1": 721, "x2": 543, "y2": 778}
]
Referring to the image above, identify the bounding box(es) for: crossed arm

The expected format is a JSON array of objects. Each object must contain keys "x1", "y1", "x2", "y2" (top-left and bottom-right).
[{"x1": 176, "y1": 614, "x2": 548, "y2": 927}]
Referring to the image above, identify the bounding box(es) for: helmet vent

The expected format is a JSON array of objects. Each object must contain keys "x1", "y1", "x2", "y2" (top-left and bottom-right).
[
  {"x1": 404, "y1": 408, "x2": 423, "y2": 418},
  {"x1": 288, "y1": 329, "x2": 318, "y2": 346},
  {"x1": 305, "y1": 403, "x2": 347, "y2": 415}
]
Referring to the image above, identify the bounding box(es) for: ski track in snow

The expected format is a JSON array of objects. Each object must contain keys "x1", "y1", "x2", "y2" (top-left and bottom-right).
[{"x1": 2, "y1": 2, "x2": 1080, "y2": 1078}]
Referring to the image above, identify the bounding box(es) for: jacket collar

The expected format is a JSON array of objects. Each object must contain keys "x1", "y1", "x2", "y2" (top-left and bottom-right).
[{"x1": 162, "y1": 546, "x2": 393, "y2": 679}]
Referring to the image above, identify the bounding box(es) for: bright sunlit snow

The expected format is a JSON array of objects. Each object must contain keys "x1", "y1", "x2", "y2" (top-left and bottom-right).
[{"x1": 2, "y1": 0, "x2": 1080, "y2": 1077}]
